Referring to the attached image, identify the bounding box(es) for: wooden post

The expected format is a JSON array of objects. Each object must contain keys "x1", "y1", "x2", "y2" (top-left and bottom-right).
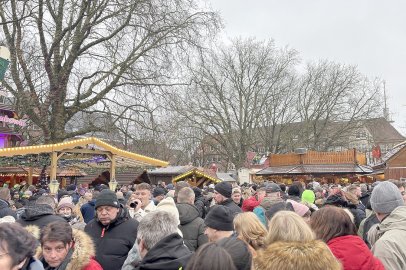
[
  {"x1": 28, "y1": 166, "x2": 33, "y2": 185},
  {"x1": 110, "y1": 154, "x2": 116, "y2": 180},
  {"x1": 50, "y1": 152, "x2": 57, "y2": 180}
]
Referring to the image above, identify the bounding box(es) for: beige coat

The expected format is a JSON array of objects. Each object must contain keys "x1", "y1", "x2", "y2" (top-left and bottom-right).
[{"x1": 372, "y1": 206, "x2": 406, "y2": 270}]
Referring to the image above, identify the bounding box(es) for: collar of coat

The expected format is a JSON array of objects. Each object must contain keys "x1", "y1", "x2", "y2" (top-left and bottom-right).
[{"x1": 25, "y1": 225, "x2": 96, "y2": 270}]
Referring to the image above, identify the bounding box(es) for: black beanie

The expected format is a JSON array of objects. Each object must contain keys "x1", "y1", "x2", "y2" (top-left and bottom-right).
[
  {"x1": 288, "y1": 185, "x2": 300, "y2": 197},
  {"x1": 215, "y1": 182, "x2": 232, "y2": 198},
  {"x1": 205, "y1": 205, "x2": 234, "y2": 231},
  {"x1": 95, "y1": 190, "x2": 119, "y2": 209}
]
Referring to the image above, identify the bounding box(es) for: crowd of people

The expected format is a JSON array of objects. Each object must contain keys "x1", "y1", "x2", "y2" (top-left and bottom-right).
[{"x1": 0, "y1": 178, "x2": 405, "y2": 270}]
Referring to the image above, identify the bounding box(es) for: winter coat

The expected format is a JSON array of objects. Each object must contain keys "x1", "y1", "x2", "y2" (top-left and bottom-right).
[
  {"x1": 21, "y1": 257, "x2": 44, "y2": 270},
  {"x1": 327, "y1": 235, "x2": 384, "y2": 270},
  {"x1": 177, "y1": 203, "x2": 208, "y2": 251},
  {"x1": 358, "y1": 211, "x2": 379, "y2": 248},
  {"x1": 372, "y1": 206, "x2": 406, "y2": 270},
  {"x1": 81, "y1": 200, "x2": 96, "y2": 224},
  {"x1": 360, "y1": 192, "x2": 370, "y2": 207},
  {"x1": 17, "y1": 204, "x2": 67, "y2": 229},
  {"x1": 40, "y1": 229, "x2": 102, "y2": 270},
  {"x1": 0, "y1": 198, "x2": 16, "y2": 218},
  {"x1": 242, "y1": 195, "x2": 260, "y2": 212},
  {"x1": 194, "y1": 197, "x2": 206, "y2": 219},
  {"x1": 85, "y1": 206, "x2": 139, "y2": 270},
  {"x1": 135, "y1": 233, "x2": 192, "y2": 270},
  {"x1": 217, "y1": 198, "x2": 242, "y2": 216},
  {"x1": 324, "y1": 194, "x2": 366, "y2": 228}
]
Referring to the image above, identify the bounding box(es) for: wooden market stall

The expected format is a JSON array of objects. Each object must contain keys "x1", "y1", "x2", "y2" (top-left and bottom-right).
[
  {"x1": 371, "y1": 141, "x2": 406, "y2": 180},
  {"x1": 172, "y1": 168, "x2": 222, "y2": 188},
  {"x1": 254, "y1": 149, "x2": 372, "y2": 184},
  {"x1": 0, "y1": 137, "x2": 169, "y2": 186}
]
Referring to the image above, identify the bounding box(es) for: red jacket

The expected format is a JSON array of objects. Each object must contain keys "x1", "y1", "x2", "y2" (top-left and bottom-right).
[
  {"x1": 83, "y1": 258, "x2": 103, "y2": 270},
  {"x1": 327, "y1": 235, "x2": 385, "y2": 270},
  {"x1": 242, "y1": 196, "x2": 260, "y2": 212}
]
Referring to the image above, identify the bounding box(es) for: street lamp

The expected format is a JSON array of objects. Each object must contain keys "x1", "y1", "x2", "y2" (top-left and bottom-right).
[
  {"x1": 109, "y1": 178, "x2": 118, "y2": 191},
  {"x1": 49, "y1": 179, "x2": 59, "y2": 195}
]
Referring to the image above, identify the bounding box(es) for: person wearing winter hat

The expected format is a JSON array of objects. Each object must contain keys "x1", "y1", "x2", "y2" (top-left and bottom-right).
[
  {"x1": 84, "y1": 189, "x2": 138, "y2": 270},
  {"x1": 369, "y1": 181, "x2": 406, "y2": 270},
  {"x1": 213, "y1": 182, "x2": 242, "y2": 216},
  {"x1": 286, "y1": 200, "x2": 311, "y2": 222},
  {"x1": 204, "y1": 205, "x2": 234, "y2": 242},
  {"x1": 152, "y1": 187, "x2": 166, "y2": 205},
  {"x1": 56, "y1": 196, "x2": 85, "y2": 228}
]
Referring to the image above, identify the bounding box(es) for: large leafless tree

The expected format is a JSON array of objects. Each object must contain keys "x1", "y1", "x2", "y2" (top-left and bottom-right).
[{"x1": 0, "y1": 0, "x2": 219, "y2": 143}]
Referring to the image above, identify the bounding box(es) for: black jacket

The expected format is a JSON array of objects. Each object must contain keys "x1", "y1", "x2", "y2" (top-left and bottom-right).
[
  {"x1": 177, "y1": 203, "x2": 208, "y2": 251},
  {"x1": 84, "y1": 206, "x2": 138, "y2": 270},
  {"x1": 135, "y1": 233, "x2": 192, "y2": 270},
  {"x1": 324, "y1": 194, "x2": 365, "y2": 228},
  {"x1": 218, "y1": 198, "x2": 242, "y2": 216},
  {"x1": 17, "y1": 204, "x2": 66, "y2": 229},
  {"x1": 0, "y1": 198, "x2": 16, "y2": 218}
]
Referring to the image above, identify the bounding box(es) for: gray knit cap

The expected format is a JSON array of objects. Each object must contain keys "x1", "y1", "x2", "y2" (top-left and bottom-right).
[{"x1": 370, "y1": 181, "x2": 404, "y2": 214}]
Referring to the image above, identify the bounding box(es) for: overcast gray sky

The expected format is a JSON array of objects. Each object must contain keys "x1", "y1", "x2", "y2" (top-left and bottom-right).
[{"x1": 210, "y1": 0, "x2": 406, "y2": 135}]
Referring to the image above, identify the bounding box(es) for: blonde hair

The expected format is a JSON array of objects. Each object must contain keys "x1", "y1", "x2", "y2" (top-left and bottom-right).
[
  {"x1": 266, "y1": 211, "x2": 315, "y2": 245},
  {"x1": 234, "y1": 212, "x2": 267, "y2": 250},
  {"x1": 255, "y1": 240, "x2": 342, "y2": 270}
]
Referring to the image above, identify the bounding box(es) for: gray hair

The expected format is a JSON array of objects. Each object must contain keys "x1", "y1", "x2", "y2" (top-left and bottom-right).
[
  {"x1": 36, "y1": 195, "x2": 56, "y2": 210},
  {"x1": 177, "y1": 187, "x2": 195, "y2": 203},
  {"x1": 137, "y1": 211, "x2": 178, "y2": 250}
]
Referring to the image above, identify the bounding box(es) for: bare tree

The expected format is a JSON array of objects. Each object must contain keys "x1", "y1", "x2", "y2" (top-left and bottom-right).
[
  {"x1": 169, "y1": 38, "x2": 299, "y2": 169},
  {"x1": 0, "y1": 0, "x2": 219, "y2": 143},
  {"x1": 294, "y1": 60, "x2": 382, "y2": 150}
]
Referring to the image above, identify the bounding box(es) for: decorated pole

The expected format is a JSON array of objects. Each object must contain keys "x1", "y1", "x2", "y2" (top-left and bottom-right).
[{"x1": 0, "y1": 46, "x2": 10, "y2": 81}]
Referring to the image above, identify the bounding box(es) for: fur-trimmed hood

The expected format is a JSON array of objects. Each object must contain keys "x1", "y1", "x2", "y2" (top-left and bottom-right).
[{"x1": 26, "y1": 225, "x2": 97, "y2": 270}]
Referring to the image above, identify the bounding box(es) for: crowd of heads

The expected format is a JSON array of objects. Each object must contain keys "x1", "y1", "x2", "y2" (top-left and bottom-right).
[{"x1": 0, "y1": 176, "x2": 405, "y2": 269}]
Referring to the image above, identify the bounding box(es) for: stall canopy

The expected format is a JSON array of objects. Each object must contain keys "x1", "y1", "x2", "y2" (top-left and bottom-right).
[{"x1": 0, "y1": 137, "x2": 169, "y2": 182}]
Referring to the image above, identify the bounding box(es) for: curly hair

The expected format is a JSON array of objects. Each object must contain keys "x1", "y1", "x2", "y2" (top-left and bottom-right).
[
  {"x1": 0, "y1": 223, "x2": 37, "y2": 267},
  {"x1": 234, "y1": 212, "x2": 267, "y2": 250}
]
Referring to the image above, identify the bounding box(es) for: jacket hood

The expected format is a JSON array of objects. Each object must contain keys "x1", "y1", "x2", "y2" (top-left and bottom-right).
[
  {"x1": 138, "y1": 233, "x2": 191, "y2": 270},
  {"x1": 377, "y1": 206, "x2": 406, "y2": 236},
  {"x1": 0, "y1": 198, "x2": 10, "y2": 208},
  {"x1": 40, "y1": 228, "x2": 97, "y2": 270},
  {"x1": 20, "y1": 204, "x2": 55, "y2": 221},
  {"x1": 177, "y1": 203, "x2": 199, "y2": 225}
]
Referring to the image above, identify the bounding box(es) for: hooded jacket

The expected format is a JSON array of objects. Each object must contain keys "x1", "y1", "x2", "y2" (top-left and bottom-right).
[
  {"x1": 135, "y1": 233, "x2": 192, "y2": 270},
  {"x1": 328, "y1": 235, "x2": 384, "y2": 270},
  {"x1": 372, "y1": 206, "x2": 406, "y2": 270},
  {"x1": 176, "y1": 203, "x2": 208, "y2": 251},
  {"x1": 85, "y1": 206, "x2": 139, "y2": 270},
  {"x1": 80, "y1": 200, "x2": 96, "y2": 224},
  {"x1": 0, "y1": 198, "x2": 16, "y2": 218},
  {"x1": 17, "y1": 204, "x2": 67, "y2": 229},
  {"x1": 40, "y1": 229, "x2": 102, "y2": 270},
  {"x1": 242, "y1": 195, "x2": 261, "y2": 212},
  {"x1": 218, "y1": 198, "x2": 242, "y2": 216}
]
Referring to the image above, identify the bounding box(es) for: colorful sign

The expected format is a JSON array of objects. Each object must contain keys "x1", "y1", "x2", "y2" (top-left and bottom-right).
[{"x1": 0, "y1": 115, "x2": 26, "y2": 127}]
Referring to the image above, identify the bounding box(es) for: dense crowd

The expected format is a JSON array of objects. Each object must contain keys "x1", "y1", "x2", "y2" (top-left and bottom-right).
[{"x1": 0, "y1": 178, "x2": 405, "y2": 270}]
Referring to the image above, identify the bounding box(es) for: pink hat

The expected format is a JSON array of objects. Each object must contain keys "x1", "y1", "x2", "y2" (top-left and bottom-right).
[
  {"x1": 287, "y1": 199, "x2": 310, "y2": 217},
  {"x1": 57, "y1": 196, "x2": 74, "y2": 211}
]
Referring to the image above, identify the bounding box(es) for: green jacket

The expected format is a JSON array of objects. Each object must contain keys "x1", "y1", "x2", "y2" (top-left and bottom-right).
[{"x1": 372, "y1": 206, "x2": 406, "y2": 270}]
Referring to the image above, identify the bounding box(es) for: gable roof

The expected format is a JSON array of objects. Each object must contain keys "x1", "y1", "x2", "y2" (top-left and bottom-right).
[
  {"x1": 363, "y1": 118, "x2": 405, "y2": 144},
  {"x1": 0, "y1": 137, "x2": 169, "y2": 168}
]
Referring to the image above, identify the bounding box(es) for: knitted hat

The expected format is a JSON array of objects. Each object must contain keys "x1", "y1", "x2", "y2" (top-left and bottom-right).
[
  {"x1": 0, "y1": 216, "x2": 16, "y2": 223},
  {"x1": 301, "y1": 190, "x2": 316, "y2": 204},
  {"x1": 265, "y1": 183, "x2": 281, "y2": 193},
  {"x1": 215, "y1": 182, "x2": 232, "y2": 198},
  {"x1": 204, "y1": 205, "x2": 234, "y2": 231},
  {"x1": 57, "y1": 196, "x2": 74, "y2": 211},
  {"x1": 95, "y1": 190, "x2": 119, "y2": 209},
  {"x1": 288, "y1": 185, "x2": 300, "y2": 197},
  {"x1": 153, "y1": 187, "x2": 166, "y2": 198},
  {"x1": 370, "y1": 181, "x2": 404, "y2": 214},
  {"x1": 287, "y1": 200, "x2": 310, "y2": 217},
  {"x1": 156, "y1": 197, "x2": 180, "y2": 225}
]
